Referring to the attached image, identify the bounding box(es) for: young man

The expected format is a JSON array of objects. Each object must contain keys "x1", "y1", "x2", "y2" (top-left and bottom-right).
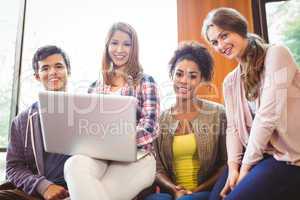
[{"x1": 0, "y1": 45, "x2": 71, "y2": 200}]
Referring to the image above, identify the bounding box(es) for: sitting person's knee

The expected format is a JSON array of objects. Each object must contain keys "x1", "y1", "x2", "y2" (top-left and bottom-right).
[{"x1": 64, "y1": 155, "x2": 108, "y2": 179}]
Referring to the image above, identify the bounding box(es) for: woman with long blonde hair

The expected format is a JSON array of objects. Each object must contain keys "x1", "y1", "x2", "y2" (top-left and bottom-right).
[{"x1": 64, "y1": 22, "x2": 160, "y2": 200}]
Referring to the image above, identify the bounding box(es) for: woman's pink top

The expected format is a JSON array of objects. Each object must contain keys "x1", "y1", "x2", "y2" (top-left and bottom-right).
[{"x1": 223, "y1": 45, "x2": 300, "y2": 166}]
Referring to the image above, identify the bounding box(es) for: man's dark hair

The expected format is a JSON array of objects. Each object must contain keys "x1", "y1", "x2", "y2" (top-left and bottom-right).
[{"x1": 32, "y1": 45, "x2": 71, "y2": 75}]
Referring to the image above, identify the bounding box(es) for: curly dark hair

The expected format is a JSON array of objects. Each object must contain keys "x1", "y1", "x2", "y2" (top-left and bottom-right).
[{"x1": 168, "y1": 41, "x2": 214, "y2": 82}]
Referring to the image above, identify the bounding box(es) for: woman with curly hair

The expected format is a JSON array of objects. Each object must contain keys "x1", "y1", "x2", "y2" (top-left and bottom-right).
[{"x1": 146, "y1": 41, "x2": 227, "y2": 200}]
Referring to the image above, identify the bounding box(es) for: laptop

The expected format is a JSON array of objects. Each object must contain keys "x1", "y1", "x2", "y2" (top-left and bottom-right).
[{"x1": 38, "y1": 91, "x2": 148, "y2": 162}]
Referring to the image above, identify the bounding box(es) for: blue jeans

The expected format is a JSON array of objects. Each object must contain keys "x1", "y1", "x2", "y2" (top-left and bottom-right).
[
  {"x1": 145, "y1": 191, "x2": 210, "y2": 200},
  {"x1": 209, "y1": 157, "x2": 300, "y2": 200}
]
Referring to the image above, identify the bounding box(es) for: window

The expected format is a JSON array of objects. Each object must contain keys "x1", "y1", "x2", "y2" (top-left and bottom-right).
[
  {"x1": 0, "y1": 0, "x2": 21, "y2": 181},
  {"x1": 19, "y1": 0, "x2": 178, "y2": 111},
  {"x1": 252, "y1": 0, "x2": 300, "y2": 67},
  {"x1": 0, "y1": 1, "x2": 21, "y2": 148},
  {"x1": 265, "y1": 0, "x2": 300, "y2": 66}
]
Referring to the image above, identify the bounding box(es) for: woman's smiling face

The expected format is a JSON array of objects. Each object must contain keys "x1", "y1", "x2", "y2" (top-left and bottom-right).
[
  {"x1": 108, "y1": 30, "x2": 132, "y2": 68},
  {"x1": 207, "y1": 25, "x2": 248, "y2": 61},
  {"x1": 172, "y1": 59, "x2": 202, "y2": 101}
]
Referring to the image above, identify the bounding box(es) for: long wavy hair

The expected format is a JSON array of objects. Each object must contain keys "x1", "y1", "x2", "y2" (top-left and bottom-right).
[
  {"x1": 102, "y1": 22, "x2": 143, "y2": 86},
  {"x1": 202, "y1": 7, "x2": 268, "y2": 100}
]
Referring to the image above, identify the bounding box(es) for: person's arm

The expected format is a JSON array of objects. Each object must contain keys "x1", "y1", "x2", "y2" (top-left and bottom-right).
[
  {"x1": 156, "y1": 173, "x2": 191, "y2": 199},
  {"x1": 242, "y1": 45, "x2": 299, "y2": 168},
  {"x1": 136, "y1": 76, "x2": 160, "y2": 146},
  {"x1": 6, "y1": 114, "x2": 52, "y2": 196},
  {"x1": 220, "y1": 162, "x2": 240, "y2": 198},
  {"x1": 193, "y1": 106, "x2": 227, "y2": 192},
  {"x1": 219, "y1": 76, "x2": 243, "y2": 197},
  {"x1": 223, "y1": 75, "x2": 244, "y2": 166},
  {"x1": 154, "y1": 131, "x2": 190, "y2": 199},
  {"x1": 192, "y1": 166, "x2": 225, "y2": 192},
  {"x1": 156, "y1": 172, "x2": 177, "y2": 194},
  {"x1": 153, "y1": 133, "x2": 176, "y2": 193}
]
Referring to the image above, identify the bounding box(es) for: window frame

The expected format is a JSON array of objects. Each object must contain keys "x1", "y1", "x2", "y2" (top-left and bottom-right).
[
  {"x1": 0, "y1": 0, "x2": 27, "y2": 152},
  {"x1": 251, "y1": 0, "x2": 288, "y2": 42}
]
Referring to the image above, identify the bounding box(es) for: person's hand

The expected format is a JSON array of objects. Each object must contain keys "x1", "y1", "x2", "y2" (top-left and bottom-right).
[
  {"x1": 220, "y1": 169, "x2": 239, "y2": 199},
  {"x1": 173, "y1": 185, "x2": 192, "y2": 199},
  {"x1": 43, "y1": 184, "x2": 69, "y2": 200},
  {"x1": 237, "y1": 164, "x2": 252, "y2": 184}
]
